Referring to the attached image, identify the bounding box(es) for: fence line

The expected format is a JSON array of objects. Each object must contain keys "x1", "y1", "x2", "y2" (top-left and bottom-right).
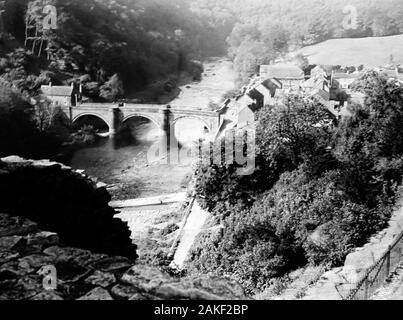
[{"x1": 344, "y1": 229, "x2": 403, "y2": 300}]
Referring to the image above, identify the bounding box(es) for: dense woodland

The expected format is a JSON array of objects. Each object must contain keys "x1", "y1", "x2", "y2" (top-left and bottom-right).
[{"x1": 0, "y1": 0, "x2": 226, "y2": 101}]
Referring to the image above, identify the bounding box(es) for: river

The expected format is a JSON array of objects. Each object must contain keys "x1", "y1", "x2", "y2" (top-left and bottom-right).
[{"x1": 69, "y1": 58, "x2": 237, "y2": 200}]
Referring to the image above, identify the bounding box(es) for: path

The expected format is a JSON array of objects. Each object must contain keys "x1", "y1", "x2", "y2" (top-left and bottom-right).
[
  {"x1": 171, "y1": 201, "x2": 210, "y2": 269},
  {"x1": 110, "y1": 192, "x2": 187, "y2": 208}
]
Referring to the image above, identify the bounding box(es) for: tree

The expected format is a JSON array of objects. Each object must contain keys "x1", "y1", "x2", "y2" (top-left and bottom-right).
[{"x1": 99, "y1": 74, "x2": 124, "y2": 101}]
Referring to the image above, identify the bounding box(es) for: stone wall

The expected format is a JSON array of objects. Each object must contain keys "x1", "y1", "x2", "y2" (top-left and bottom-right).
[
  {"x1": 0, "y1": 213, "x2": 246, "y2": 300},
  {"x1": 0, "y1": 156, "x2": 137, "y2": 259},
  {"x1": 303, "y1": 195, "x2": 403, "y2": 300}
]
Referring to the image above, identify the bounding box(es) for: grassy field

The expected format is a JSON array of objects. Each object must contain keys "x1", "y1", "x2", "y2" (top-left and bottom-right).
[{"x1": 294, "y1": 34, "x2": 403, "y2": 67}]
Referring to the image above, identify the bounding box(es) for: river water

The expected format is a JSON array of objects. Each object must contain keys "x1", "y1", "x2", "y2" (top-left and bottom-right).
[{"x1": 70, "y1": 59, "x2": 237, "y2": 200}]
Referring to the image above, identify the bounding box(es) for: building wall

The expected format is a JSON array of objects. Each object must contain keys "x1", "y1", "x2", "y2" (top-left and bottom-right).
[
  {"x1": 237, "y1": 107, "x2": 255, "y2": 129},
  {"x1": 281, "y1": 79, "x2": 304, "y2": 90},
  {"x1": 48, "y1": 96, "x2": 72, "y2": 107}
]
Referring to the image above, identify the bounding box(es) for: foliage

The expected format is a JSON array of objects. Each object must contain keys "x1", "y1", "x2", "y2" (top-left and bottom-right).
[
  {"x1": 190, "y1": 73, "x2": 403, "y2": 292},
  {"x1": 0, "y1": 83, "x2": 65, "y2": 159},
  {"x1": 0, "y1": 0, "x2": 225, "y2": 100},
  {"x1": 190, "y1": 0, "x2": 403, "y2": 81}
]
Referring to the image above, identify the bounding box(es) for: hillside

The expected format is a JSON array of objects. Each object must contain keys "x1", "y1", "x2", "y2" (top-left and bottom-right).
[
  {"x1": 294, "y1": 35, "x2": 403, "y2": 67},
  {"x1": 0, "y1": 0, "x2": 225, "y2": 101}
]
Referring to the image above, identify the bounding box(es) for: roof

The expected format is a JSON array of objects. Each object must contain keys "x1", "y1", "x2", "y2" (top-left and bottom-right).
[
  {"x1": 332, "y1": 73, "x2": 363, "y2": 79},
  {"x1": 260, "y1": 64, "x2": 305, "y2": 80},
  {"x1": 41, "y1": 85, "x2": 74, "y2": 97}
]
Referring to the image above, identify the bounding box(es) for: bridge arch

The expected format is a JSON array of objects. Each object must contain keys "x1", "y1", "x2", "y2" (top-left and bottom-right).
[
  {"x1": 72, "y1": 113, "x2": 112, "y2": 132},
  {"x1": 172, "y1": 116, "x2": 212, "y2": 132},
  {"x1": 122, "y1": 114, "x2": 161, "y2": 129}
]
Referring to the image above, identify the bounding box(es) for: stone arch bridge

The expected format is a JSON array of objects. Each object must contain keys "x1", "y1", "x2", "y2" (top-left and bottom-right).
[{"x1": 60, "y1": 103, "x2": 221, "y2": 137}]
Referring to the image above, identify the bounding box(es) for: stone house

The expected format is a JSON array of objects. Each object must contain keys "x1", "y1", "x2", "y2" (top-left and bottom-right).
[
  {"x1": 331, "y1": 72, "x2": 363, "y2": 90},
  {"x1": 237, "y1": 104, "x2": 260, "y2": 129},
  {"x1": 40, "y1": 83, "x2": 82, "y2": 107},
  {"x1": 259, "y1": 63, "x2": 305, "y2": 92}
]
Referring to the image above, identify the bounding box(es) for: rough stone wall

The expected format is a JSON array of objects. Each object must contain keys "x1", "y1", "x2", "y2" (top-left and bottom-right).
[
  {"x1": 0, "y1": 213, "x2": 246, "y2": 300},
  {"x1": 0, "y1": 156, "x2": 136, "y2": 259}
]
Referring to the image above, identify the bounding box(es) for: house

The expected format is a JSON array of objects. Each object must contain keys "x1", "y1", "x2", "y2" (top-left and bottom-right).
[
  {"x1": 40, "y1": 83, "x2": 82, "y2": 107},
  {"x1": 237, "y1": 104, "x2": 260, "y2": 129},
  {"x1": 331, "y1": 72, "x2": 363, "y2": 90},
  {"x1": 303, "y1": 66, "x2": 330, "y2": 93},
  {"x1": 376, "y1": 67, "x2": 399, "y2": 80},
  {"x1": 259, "y1": 63, "x2": 305, "y2": 91}
]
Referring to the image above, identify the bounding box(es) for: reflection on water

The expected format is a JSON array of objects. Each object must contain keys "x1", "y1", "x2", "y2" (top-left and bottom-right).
[
  {"x1": 70, "y1": 117, "x2": 209, "y2": 184},
  {"x1": 175, "y1": 118, "x2": 208, "y2": 148}
]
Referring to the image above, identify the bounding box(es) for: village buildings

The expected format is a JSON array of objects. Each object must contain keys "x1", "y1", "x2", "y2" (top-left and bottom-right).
[{"x1": 217, "y1": 62, "x2": 403, "y2": 138}]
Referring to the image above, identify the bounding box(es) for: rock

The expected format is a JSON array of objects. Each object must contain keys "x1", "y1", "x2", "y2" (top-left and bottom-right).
[
  {"x1": 77, "y1": 287, "x2": 113, "y2": 300},
  {"x1": 177, "y1": 276, "x2": 247, "y2": 300},
  {"x1": 110, "y1": 284, "x2": 146, "y2": 300},
  {"x1": 18, "y1": 255, "x2": 56, "y2": 273},
  {"x1": 53, "y1": 261, "x2": 90, "y2": 283},
  {"x1": 0, "y1": 260, "x2": 30, "y2": 278},
  {"x1": 152, "y1": 283, "x2": 223, "y2": 300},
  {"x1": 0, "y1": 159, "x2": 137, "y2": 259},
  {"x1": 89, "y1": 257, "x2": 132, "y2": 274},
  {"x1": 0, "y1": 252, "x2": 19, "y2": 265},
  {"x1": 128, "y1": 293, "x2": 153, "y2": 300},
  {"x1": 26, "y1": 232, "x2": 59, "y2": 251},
  {"x1": 0, "y1": 269, "x2": 19, "y2": 281},
  {"x1": 120, "y1": 266, "x2": 247, "y2": 300},
  {"x1": 16, "y1": 275, "x2": 44, "y2": 298},
  {"x1": 121, "y1": 265, "x2": 170, "y2": 289},
  {"x1": 44, "y1": 246, "x2": 106, "y2": 266},
  {"x1": 31, "y1": 291, "x2": 64, "y2": 300},
  {"x1": 0, "y1": 215, "x2": 38, "y2": 238},
  {"x1": 84, "y1": 270, "x2": 116, "y2": 288},
  {"x1": 0, "y1": 236, "x2": 26, "y2": 253}
]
